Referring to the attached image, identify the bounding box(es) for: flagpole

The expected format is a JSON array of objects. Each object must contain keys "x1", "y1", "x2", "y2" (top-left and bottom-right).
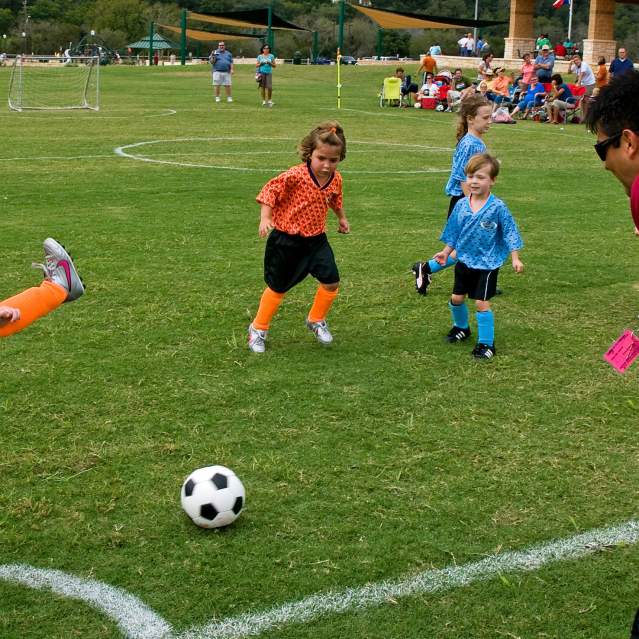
[{"x1": 567, "y1": 0, "x2": 573, "y2": 41}]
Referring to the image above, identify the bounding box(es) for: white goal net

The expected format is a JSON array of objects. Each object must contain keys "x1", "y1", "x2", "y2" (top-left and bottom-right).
[{"x1": 8, "y1": 55, "x2": 100, "y2": 112}]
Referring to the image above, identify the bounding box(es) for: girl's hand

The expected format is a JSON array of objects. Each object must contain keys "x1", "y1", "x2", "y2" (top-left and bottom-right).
[
  {"x1": 338, "y1": 217, "x2": 350, "y2": 234},
  {"x1": 259, "y1": 219, "x2": 274, "y2": 238},
  {"x1": 512, "y1": 258, "x2": 524, "y2": 273},
  {"x1": 0, "y1": 305, "x2": 20, "y2": 326},
  {"x1": 433, "y1": 251, "x2": 448, "y2": 266}
]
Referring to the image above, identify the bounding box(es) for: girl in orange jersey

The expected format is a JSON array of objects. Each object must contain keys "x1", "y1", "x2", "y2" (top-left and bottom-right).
[{"x1": 247, "y1": 122, "x2": 350, "y2": 353}]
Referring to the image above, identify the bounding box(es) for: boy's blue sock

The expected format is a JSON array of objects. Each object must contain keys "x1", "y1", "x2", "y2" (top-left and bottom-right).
[
  {"x1": 476, "y1": 310, "x2": 495, "y2": 346},
  {"x1": 448, "y1": 300, "x2": 469, "y2": 329},
  {"x1": 428, "y1": 256, "x2": 457, "y2": 274}
]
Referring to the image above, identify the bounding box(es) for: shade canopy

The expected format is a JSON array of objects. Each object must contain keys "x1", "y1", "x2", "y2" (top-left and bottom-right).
[
  {"x1": 126, "y1": 33, "x2": 178, "y2": 50},
  {"x1": 188, "y1": 9, "x2": 308, "y2": 31},
  {"x1": 159, "y1": 24, "x2": 262, "y2": 42},
  {"x1": 349, "y1": 4, "x2": 507, "y2": 30}
]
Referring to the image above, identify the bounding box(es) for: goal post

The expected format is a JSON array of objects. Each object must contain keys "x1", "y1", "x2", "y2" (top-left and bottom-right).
[{"x1": 8, "y1": 55, "x2": 100, "y2": 112}]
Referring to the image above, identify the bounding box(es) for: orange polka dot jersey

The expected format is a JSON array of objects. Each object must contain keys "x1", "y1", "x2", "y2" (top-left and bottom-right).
[{"x1": 256, "y1": 162, "x2": 343, "y2": 237}]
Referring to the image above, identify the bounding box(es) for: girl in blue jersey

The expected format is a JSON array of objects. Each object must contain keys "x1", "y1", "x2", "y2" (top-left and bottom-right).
[
  {"x1": 436, "y1": 153, "x2": 523, "y2": 359},
  {"x1": 413, "y1": 95, "x2": 492, "y2": 294}
]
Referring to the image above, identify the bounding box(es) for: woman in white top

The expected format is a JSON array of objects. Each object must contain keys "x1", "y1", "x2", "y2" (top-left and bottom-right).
[
  {"x1": 478, "y1": 53, "x2": 494, "y2": 81},
  {"x1": 417, "y1": 73, "x2": 439, "y2": 99}
]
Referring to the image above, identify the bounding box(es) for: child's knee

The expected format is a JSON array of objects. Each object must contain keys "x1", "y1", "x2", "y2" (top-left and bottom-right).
[
  {"x1": 321, "y1": 282, "x2": 339, "y2": 292},
  {"x1": 450, "y1": 294, "x2": 465, "y2": 305},
  {"x1": 475, "y1": 299, "x2": 491, "y2": 312}
]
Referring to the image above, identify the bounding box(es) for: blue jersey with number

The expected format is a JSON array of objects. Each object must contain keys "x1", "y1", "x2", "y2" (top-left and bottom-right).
[{"x1": 440, "y1": 194, "x2": 523, "y2": 270}]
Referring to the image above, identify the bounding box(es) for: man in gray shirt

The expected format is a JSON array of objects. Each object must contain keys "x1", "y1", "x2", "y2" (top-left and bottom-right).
[
  {"x1": 209, "y1": 41, "x2": 234, "y2": 103},
  {"x1": 534, "y1": 45, "x2": 555, "y2": 83}
]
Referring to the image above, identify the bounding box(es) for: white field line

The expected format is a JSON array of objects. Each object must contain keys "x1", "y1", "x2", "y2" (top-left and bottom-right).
[
  {"x1": 113, "y1": 137, "x2": 451, "y2": 174},
  {"x1": 1, "y1": 520, "x2": 638, "y2": 639},
  {"x1": 176, "y1": 518, "x2": 639, "y2": 639},
  {"x1": 0, "y1": 108, "x2": 177, "y2": 119},
  {"x1": 0, "y1": 563, "x2": 173, "y2": 639}
]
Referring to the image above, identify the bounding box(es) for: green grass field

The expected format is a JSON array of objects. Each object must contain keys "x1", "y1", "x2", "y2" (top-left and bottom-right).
[{"x1": 1, "y1": 61, "x2": 638, "y2": 639}]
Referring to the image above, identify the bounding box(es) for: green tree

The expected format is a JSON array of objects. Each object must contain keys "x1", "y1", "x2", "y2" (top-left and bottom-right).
[
  {"x1": 30, "y1": 0, "x2": 64, "y2": 21},
  {"x1": 91, "y1": 0, "x2": 146, "y2": 41},
  {"x1": 346, "y1": 15, "x2": 376, "y2": 57},
  {"x1": 0, "y1": 7, "x2": 14, "y2": 33},
  {"x1": 30, "y1": 20, "x2": 80, "y2": 53}
]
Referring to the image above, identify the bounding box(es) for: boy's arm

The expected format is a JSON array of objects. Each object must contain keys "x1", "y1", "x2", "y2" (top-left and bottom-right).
[
  {"x1": 258, "y1": 203, "x2": 274, "y2": 238},
  {"x1": 433, "y1": 244, "x2": 454, "y2": 265},
  {"x1": 511, "y1": 250, "x2": 524, "y2": 273}
]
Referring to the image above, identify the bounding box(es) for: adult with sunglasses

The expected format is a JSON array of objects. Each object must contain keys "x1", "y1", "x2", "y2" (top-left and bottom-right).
[
  {"x1": 256, "y1": 43, "x2": 276, "y2": 107},
  {"x1": 586, "y1": 70, "x2": 639, "y2": 236}
]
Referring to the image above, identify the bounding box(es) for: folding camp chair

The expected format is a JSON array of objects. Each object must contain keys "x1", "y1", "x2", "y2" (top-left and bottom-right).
[
  {"x1": 379, "y1": 77, "x2": 403, "y2": 107},
  {"x1": 562, "y1": 84, "x2": 587, "y2": 123}
]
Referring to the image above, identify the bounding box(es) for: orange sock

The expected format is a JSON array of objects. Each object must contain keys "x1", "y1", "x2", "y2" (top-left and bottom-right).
[
  {"x1": 0, "y1": 280, "x2": 68, "y2": 338},
  {"x1": 253, "y1": 287, "x2": 285, "y2": 330},
  {"x1": 308, "y1": 286, "x2": 338, "y2": 323}
]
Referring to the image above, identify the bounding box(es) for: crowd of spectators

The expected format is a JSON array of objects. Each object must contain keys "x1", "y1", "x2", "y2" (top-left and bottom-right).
[{"x1": 394, "y1": 45, "x2": 635, "y2": 126}]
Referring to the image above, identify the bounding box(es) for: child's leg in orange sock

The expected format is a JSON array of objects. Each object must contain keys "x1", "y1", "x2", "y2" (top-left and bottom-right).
[
  {"x1": 253, "y1": 287, "x2": 285, "y2": 330},
  {"x1": 308, "y1": 284, "x2": 338, "y2": 323},
  {"x1": 0, "y1": 280, "x2": 68, "y2": 338}
]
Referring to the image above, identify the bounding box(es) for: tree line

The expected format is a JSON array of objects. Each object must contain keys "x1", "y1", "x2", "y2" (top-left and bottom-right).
[{"x1": 0, "y1": 0, "x2": 637, "y2": 59}]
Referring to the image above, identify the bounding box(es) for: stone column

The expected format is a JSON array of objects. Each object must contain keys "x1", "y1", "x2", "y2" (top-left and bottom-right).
[
  {"x1": 503, "y1": 0, "x2": 535, "y2": 60},
  {"x1": 582, "y1": 0, "x2": 616, "y2": 64}
]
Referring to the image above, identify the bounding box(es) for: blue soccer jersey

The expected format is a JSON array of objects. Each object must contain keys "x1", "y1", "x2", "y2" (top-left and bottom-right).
[
  {"x1": 440, "y1": 194, "x2": 523, "y2": 270},
  {"x1": 444, "y1": 134, "x2": 487, "y2": 197}
]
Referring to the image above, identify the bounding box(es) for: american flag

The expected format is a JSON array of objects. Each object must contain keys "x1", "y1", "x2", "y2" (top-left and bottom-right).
[{"x1": 552, "y1": 0, "x2": 570, "y2": 7}]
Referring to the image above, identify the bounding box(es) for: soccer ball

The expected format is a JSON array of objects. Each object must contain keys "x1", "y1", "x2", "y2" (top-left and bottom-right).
[
  {"x1": 413, "y1": 102, "x2": 421, "y2": 109},
  {"x1": 436, "y1": 104, "x2": 445, "y2": 112},
  {"x1": 181, "y1": 465, "x2": 245, "y2": 529}
]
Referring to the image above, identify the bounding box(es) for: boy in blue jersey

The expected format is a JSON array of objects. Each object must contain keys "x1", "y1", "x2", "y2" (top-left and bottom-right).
[{"x1": 435, "y1": 153, "x2": 524, "y2": 359}]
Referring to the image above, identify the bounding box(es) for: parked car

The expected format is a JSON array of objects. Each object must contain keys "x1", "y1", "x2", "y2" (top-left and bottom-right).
[
  {"x1": 340, "y1": 55, "x2": 357, "y2": 65},
  {"x1": 313, "y1": 57, "x2": 333, "y2": 65}
]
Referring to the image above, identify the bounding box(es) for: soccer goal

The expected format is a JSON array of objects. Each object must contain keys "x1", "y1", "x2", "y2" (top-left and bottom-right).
[{"x1": 8, "y1": 55, "x2": 100, "y2": 112}]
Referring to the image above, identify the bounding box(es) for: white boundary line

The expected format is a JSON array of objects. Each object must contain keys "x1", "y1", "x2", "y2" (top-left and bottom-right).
[
  {"x1": 0, "y1": 563, "x2": 173, "y2": 639},
  {"x1": 0, "y1": 108, "x2": 177, "y2": 120},
  {"x1": 1, "y1": 519, "x2": 638, "y2": 639},
  {"x1": 177, "y1": 519, "x2": 639, "y2": 639},
  {"x1": 113, "y1": 137, "x2": 451, "y2": 174}
]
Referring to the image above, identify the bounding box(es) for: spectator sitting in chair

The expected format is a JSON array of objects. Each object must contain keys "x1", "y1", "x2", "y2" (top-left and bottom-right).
[
  {"x1": 543, "y1": 73, "x2": 575, "y2": 124},
  {"x1": 447, "y1": 82, "x2": 478, "y2": 112},
  {"x1": 477, "y1": 80, "x2": 492, "y2": 101},
  {"x1": 491, "y1": 67, "x2": 513, "y2": 110},
  {"x1": 395, "y1": 67, "x2": 418, "y2": 104},
  {"x1": 510, "y1": 74, "x2": 546, "y2": 119},
  {"x1": 446, "y1": 69, "x2": 471, "y2": 111},
  {"x1": 417, "y1": 73, "x2": 439, "y2": 100},
  {"x1": 534, "y1": 45, "x2": 555, "y2": 83},
  {"x1": 510, "y1": 78, "x2": 527, "y2": 107}
]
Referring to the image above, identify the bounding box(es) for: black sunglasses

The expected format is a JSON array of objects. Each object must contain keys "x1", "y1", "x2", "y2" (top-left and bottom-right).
[{"x1": 594, "y1": 131, "x2": 623, "y2": 161}]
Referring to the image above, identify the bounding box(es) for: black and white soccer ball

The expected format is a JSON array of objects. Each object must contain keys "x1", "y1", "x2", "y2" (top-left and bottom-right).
[{"x1": 181, "y1": 465, "x2": 245, "y2": 529}]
